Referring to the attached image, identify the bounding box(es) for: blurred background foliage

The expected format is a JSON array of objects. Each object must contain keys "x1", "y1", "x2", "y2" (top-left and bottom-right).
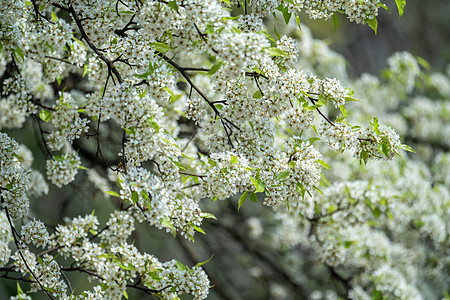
[{"x1": 300, "y1": 0, "x2": 450, "y2": 77}]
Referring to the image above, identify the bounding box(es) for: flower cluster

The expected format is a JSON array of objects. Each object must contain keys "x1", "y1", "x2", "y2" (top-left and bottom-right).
[{"x1": 1, "y1": 0, "x2": 433, "y2": 299}]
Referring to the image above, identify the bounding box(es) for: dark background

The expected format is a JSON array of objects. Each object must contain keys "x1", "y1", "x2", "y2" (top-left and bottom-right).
[{"x1": 302, "y1": 0, "x2": 450, "y2": 77}]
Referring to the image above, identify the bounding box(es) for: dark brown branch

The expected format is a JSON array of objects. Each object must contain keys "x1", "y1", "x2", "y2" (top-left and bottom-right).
[
  {"x1": 114, "y1": 14, "x2": 139, "y2": 37},
  {"x1": 309, "y1": 96, "x2": 335, "y2": 127},
  {"x1": 60, "y1": 266, "x2": 105, "y2": 281},
  {"x1": 52, "y1": 3, "x2": 124, "y2": 85}
]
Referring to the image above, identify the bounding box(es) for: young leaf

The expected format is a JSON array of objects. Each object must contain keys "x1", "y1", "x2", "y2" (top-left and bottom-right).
[
  {"x1": 249, "y1": 192, "x2": 258, "y2": 203},
  {"x1": 160, "y1": 217, "x2": 176, "y2": 237},
  {"x1": 238, "y1": 191, "x2": 248, "y2": 211},
  {"x1": 379, "y1": 3, "x2": 390, "y2": 13},
  {"x1": 167, "y1": 0, "x2": 178, "y2": 11},
  {"x1": 192, "y1": 224, "x2": 206, "y2": 234},
  {"x1": 327, "y1": 205, "x2": 337, "y2": 214},
  {"x1": 317, "y1": 159, "x2": 331, "y2": 169},
  {"x1": 150, "y1": 42, "x2": 172, "y2": 52},
  {"x1": 201, "y1": 212, "x2": 217, "y2": 220},
  {"x1": 397, "y1": 143, "x2": 415, "y2": 153},
  {"x1": 339, "y1": 105, "x2": 347, "y2": 118},
  {"x1": 194, "y1": 254, "x2": 214, "y2": 268},
  {"x1": 174, "y1": 259, "x2": 187, "y2": 271},
  {"x1": 395, "y1": 0, "x2": 406, "y2": 18},
  {"x1": 131, "y1": 191, "x2": 139, "y2": 203},
  {"x1": 266, "y1": 47, "x2": 288, "y2": 56},
  {"x1": 282, "y1": 8, "x2": 292, "y2": 24},
  {"x1": 367, "y1": 17, "x2": 378, "y2": 34},
  {"x1": 105, "y1": 191, "x2": 120, "y2": 197},
  {"x1": 253, "y1": 90, "x2": 263, "y2": 99},
  {"x1": 277, "y1": 171, "x2": 290, "y2": 179},
  {"x1": 332, "y1": 13, "x2": 338, "y2": 31},
  {"x1": 295, "y1": 14, "x2": 302, "y2": 31},
  {"x1": 208, "y1": 61, "x2": 222, "y2": 75},
  {"x1": 39, "y1": 110, "x2": 52, "y2": 122},
  {"x1": 371, "y1": 117, "x2": 380, "y2": 135}
]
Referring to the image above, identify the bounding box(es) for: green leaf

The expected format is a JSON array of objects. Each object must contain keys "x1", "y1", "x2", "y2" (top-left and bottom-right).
[
  {"x1": 339, "y1": 105, "x2": 347, "y2": 118},
  {"x1": 5, "y1": 183, "x2": 13, "y2": 190},
  {"x1": 395, "y1": 0, "x2": 406, "y2": 18},
  {"x1": 327, "y1": 205, "x2": 337, "y2": 214},
  {"x1": 253, "y1": 90, "x2": 263, "y2": 99},
  {"x1": 288, "y1": 161, "x2": 296, "y2": 168},
  {"x1": 282, "y1": 8, "x2": 292, "y2": 24},
  {"x1": 335, "y1": 116, "x2": 345, "y2": 122},
  {"x1": 194, "y1": 254, "x2": 214, "y2": 268},
  {"x1": 367, "y1": 17, "x2": 378, "y2": 34},
  {"x1": 397, "y1": 143, "x2": 415, "y2": 153},
  {"x1": 332, "y1": 13, "x2": 338, "y2": 31},
  {"x1": 174, "y1": 259, "x2": 187, "y2": 271},
  {"x1": 114, "y1": 260, "x2": 135, "y2": 271},
  {"x1": 141, "y1": 190, "x2": 150, "y2": 201},
  {"x1": 317, "y1": 159, "x2": 331, "y2": 169},
  {"x1": 249, "y1": 192, "x2": 258, "y2": 203},
  {"x1": 277, "y1": 171, "x2": 290, "y2": 179},
  {"x1": 38, "y1": 256, "x2": 44, "y2": 267},
  {"x1": 372, "y1": 207, "x2": 382, "y2": 219},
  {"x1": 295, "y1": 14, "x2": 302, "y2": 31},
  {"x1": 123, "y1": 290, "x2": 129, "y2": 300},
  {"x1": 150, "y1": 42, "x2": 172, "y2": 52},
  {"x1": 147, "y1": 117, "x2": 160, "y2": 133},
  {"x1": 371, "y1": 117, "x2": 380, "y2": 135},
  {"x1": 230, "y1": 155, "x2": 238, "y2": 164},
  {"x1": 307, "y1": 137, "x2": 321, "y2": 144},
  {"x1": 238, "y1": 191, "x2": 248, "y2": 211},
  {"x1": 379, "y1": 3, "x2": 390, "y2": 13},
  {"x1": 192, "y1": 224, "x2": 205, "y2": 234},
  {"x1": 313, "y1": 185, "x2": 323, "y2": 195},
  {"x1": 54, "y1": 155, "x2": 64, "y2": 162},
  {"x1": 200, "y1": 212, "x2": 217, "y2": 220},
  {"x1": 83, "y1": 65, "x2": 89, "y2": 77},
  {"x1": 379, "y1": 143, "x2": 390, "y2": 158},
  {"x1": 311, "y1": 124, "x2": 319, "y2": 135},
  {"x1": 16, "y1": 282, "x2": 24, "y2": 295},
  {"x1": 266, "y1": 47, "x2": 288, "y2": 56},
  {"x1": 169, "y1": 158, "x2": 186, "y2": 171},
  {"x1": 96, "y1": 253, "x2": 117, "y2": 259},
  {"x1": 39, "y1": 109, "x2": 51, "y2": 122},
  {"x1": 15, "y1": 46, "x2": 24, "y2": 60},
  {"x1": 296, "y1": 183, "x2": 306, "y2": 198},
  {"x1": 344, "y1": 241, "x2": 354, "y2": 248},
  {"x1": 123, "y1": 126, "x2": 135, "y2": 136},
  {"x1": 51, "y1": 11, "x2": 58, "y2": 22},
  {"x1": 273, "y1": 24, "x2": 280, "y2": 40},
  {"x1": 359, "y1": 149, "x2": 369, "y2": 165},
  {"x1": 105, "y1": 190, "x2": 120, "y2": 197},
  {"x1": 167, "y1": 0, "x2": 178, "y2": 11},
  {"x1": 131, "y1": 191, "x2": 139, "y2": 203},
  {"x1": 416, "y1": 56, "x2": 430, "y2": 70},
  {"x1": 250, "y1": 176, "x2": 265, "y2": 193},
  {"x1": 208, "y1": 61, "x2": 222, "y2": 75},
  {"x1": 345, "y1": 96, "x2": 362, "y2": 102},
  {"x1": 160, "y1": 217, "x2": 176, "y2": 237}
]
